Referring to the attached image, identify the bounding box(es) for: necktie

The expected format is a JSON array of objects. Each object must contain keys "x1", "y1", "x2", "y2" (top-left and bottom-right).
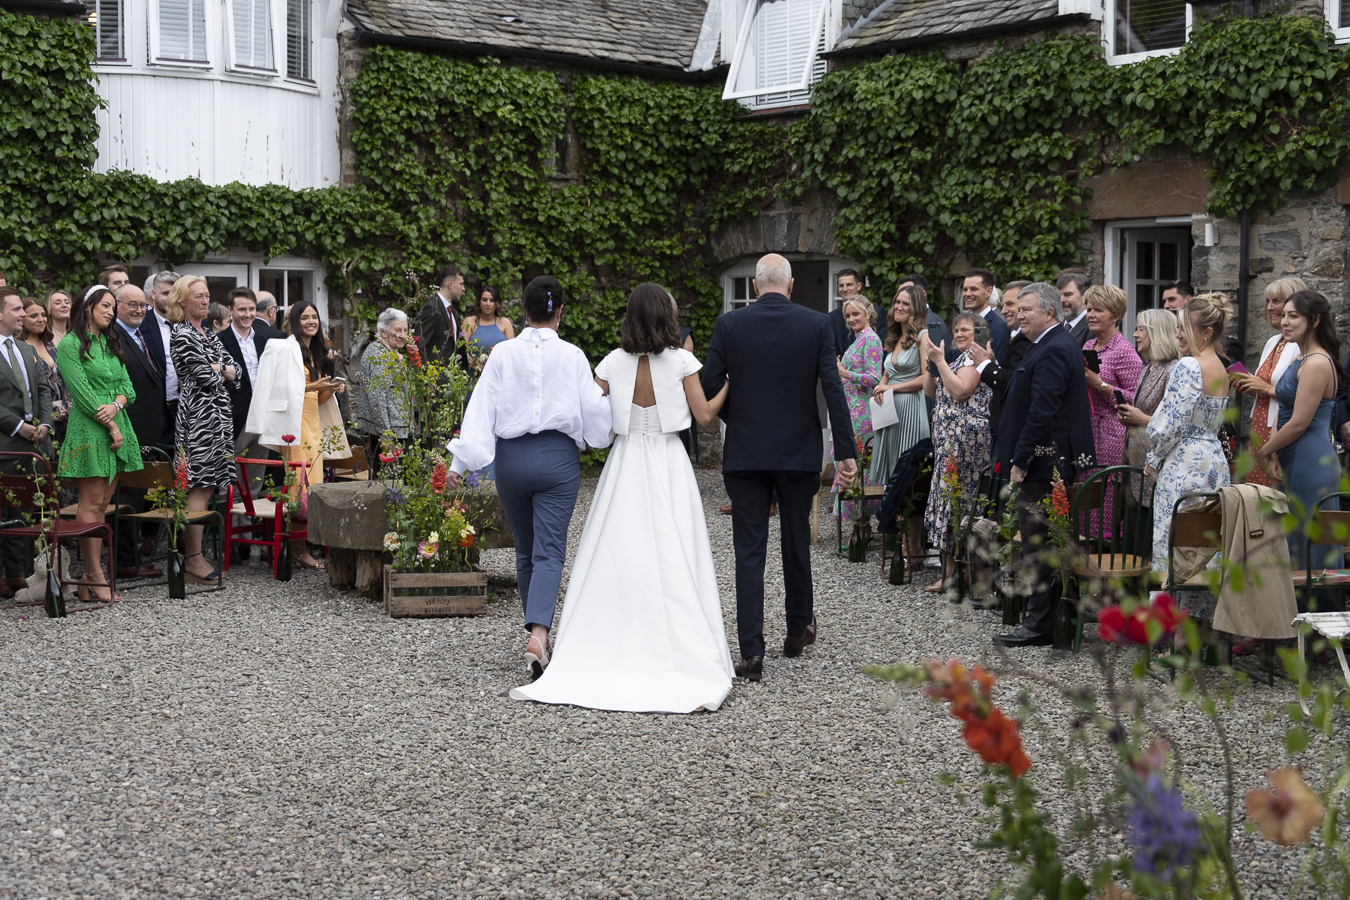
[
  {"x1": 134, "y1": 328, "x2": 158, "y2": 374},
  {"x1": 6, "y1": 340, "x2": 31, "y2": 419}
]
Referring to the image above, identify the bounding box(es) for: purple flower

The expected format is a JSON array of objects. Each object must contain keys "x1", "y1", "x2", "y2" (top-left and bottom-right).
[
  {"x1": 387, "y1": 487, "x2": 405, "y2": 505},
  {"x1": 465, "y1": 471, "x2": 481, "y2": 488},
  {"x1": 1127, "y1": 774, "x2": 1200, "y2": 881}
]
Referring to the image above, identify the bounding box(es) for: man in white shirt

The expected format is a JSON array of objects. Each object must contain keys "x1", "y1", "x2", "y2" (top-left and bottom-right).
[
  {"x1": 962, "y1": 267, "x2": 1011, "y2": 364},
  {"x1": 1057, "y1": 271, "x2": 1092, "y2": 348},
  {"x1": 0, "y1": 288, "x2": 52, "y2": 591},
  {"x1": 139, "y1": 271, "x2": 180, "y2": 444},
  {"x1": 419, "y1": 264, "x2": 469, "y2": 370}
]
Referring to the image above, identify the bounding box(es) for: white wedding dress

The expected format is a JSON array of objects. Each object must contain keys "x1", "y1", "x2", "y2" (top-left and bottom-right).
[{"x1": 510, "y1": 348, "x2": 734, "y2": 713}]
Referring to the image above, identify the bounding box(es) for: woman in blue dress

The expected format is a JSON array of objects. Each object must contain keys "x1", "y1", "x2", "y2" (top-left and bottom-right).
[
  {"x1": 1256, "y1": 289, "x2": 1343, "y2": 577},
  {"x1": 464, "y1": 287, "x2": 515, "y2": 354}
]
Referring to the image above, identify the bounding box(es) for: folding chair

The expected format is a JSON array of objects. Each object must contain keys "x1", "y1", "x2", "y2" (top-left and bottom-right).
[
  {"x1": 1063, "y1": 466, "x2": 1152, "y2": 651},
  {"x1": 0, "y1": 451, "x2": 119, "y2": 613},
  {"x1": 112, "y1": 456, "x2": 226, "y2": 593},
  {"x1": 225, "y1": 456, "x2": 311, "y2": 579}
]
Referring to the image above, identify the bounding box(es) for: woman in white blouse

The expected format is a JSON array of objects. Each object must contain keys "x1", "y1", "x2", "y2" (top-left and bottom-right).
[
  {"x1": 1232, "y1": 276, "x2": 1305, "y2": 486},
  {"x1": 447, "y1": 276, "x2": 613, "y2": 679}
]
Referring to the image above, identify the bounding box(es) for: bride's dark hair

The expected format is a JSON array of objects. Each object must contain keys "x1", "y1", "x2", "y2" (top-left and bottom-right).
[{"x1": 620, "y1": 283, "x2": 681, "y2": 354}]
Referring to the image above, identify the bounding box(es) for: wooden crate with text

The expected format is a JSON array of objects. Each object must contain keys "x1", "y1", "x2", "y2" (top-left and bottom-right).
[{"x1": 383, "y1": 568, "x2": 488, "y2": 617}]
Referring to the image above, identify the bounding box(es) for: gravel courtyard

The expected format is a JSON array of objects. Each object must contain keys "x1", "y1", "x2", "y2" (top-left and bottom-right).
[{"x1": 0, "y1": 470, "x2": 1327, "y2": 899}]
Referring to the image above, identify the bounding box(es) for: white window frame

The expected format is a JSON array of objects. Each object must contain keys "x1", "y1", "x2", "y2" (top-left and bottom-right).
[
  {"x1": 149, "y1": 0, "x2": 213, "y2": 68},
  {"x1": 225, "y1": 0, "x2": 278, "y2": 74},
  {"x1": 284, "y1": 0, "x2": 314, "y2": 82},
  {"x1": 722, "y1": 0, "x2": 829, "y2": 102},
  {"x1": 1328, "y1": 0, "x2": 1350, "y2": 43},
  {"x1": 1104, "y1": 0, "x2": 1192, "y2": 66},
  {"x1": 88, "y1": 0, "x2": 126, "y2": 61}
]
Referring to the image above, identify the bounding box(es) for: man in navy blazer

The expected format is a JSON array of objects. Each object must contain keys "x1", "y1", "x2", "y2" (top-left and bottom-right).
[
  {"x1": 138, "y1": 271, "x2": 180, "y2": 445},
  {"x1": 993, "y1": 282, "x2": 1096, "y2": 647},
  {"x1": 703, "y1": 254, "x2": 857, "y2": 681}
]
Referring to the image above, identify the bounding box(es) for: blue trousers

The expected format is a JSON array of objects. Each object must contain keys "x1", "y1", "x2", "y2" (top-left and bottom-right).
[{"x1": 494, "y1": 430, "x2": 581, "y2": 632}]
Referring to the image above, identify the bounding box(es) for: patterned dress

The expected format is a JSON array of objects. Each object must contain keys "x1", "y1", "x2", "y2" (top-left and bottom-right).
[
  {"x1": 923, "y1": 350, "x2": 992, "y2": 554},
  {"x1": 1147, "y1": 358, "x2": 1230, "y2": 612},
  {"x1": 171, "y1": 322, "x2": 238, "y2": 489},
  {"x1": 832, "y1": 326, "x2": 882, "y2": 526},
  {"x1": 1246, "y1": 332, "x2": 1297, "y2": 488},
  {"x1": 1083, "y1": 330, "x2": 1143, "y2": 534}
]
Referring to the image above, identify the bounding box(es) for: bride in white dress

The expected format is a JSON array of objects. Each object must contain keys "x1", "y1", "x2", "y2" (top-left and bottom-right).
[{"x1": 510, "y1": 284, "x2": 733, "y2": 713}]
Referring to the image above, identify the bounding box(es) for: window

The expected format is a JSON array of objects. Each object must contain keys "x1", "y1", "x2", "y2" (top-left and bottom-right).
[
  {"x1": 723, "y1": 0, "x2": 829, "y2": 110},
  {"x1": 259, "y1": 268, "x2": 314, "y2": 319},
  {"x1": 1107, "y1": 0, "x2": 1190, "y2": 64},
  {"x1": 157, "y1": 0, "x2": 208, "y2": 63},
  {"x1": 286, "y1": 0, "x2": 312, "y2": 79},
  {"x1": 229, "y1": 0, "x2": 275, "y2": 71},
  {"x1": 726, "y1": 276, "x2": 755, "y2": 312},
  {"x1": 88, "y1": 0, "x2": 124, "y2": 60},
  {"x1": 1329, "y1": 0, "x2": 1350, "y2": 42}
]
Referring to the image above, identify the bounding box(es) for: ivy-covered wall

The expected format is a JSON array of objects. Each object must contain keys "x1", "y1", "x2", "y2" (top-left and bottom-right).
[{"x1": 0, "y1": 9, "x2": 1347, "y2": 363}]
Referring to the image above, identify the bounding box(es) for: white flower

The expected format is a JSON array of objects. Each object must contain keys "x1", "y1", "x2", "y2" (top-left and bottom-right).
[
  {"x1": 428, "y1": 531, "x2": 440, "y2": 544},
  {"x1": 382, "y1": 532, "x2": 399, "y2": 551},
  {"x1": 460, "y1": 524, "x2": 476, "y2": 538}
]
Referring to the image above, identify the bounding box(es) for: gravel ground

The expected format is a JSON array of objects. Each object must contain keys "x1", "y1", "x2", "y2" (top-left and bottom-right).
[{"x1": 0, "y1": 469, "x2": 1334, "y2": 899}]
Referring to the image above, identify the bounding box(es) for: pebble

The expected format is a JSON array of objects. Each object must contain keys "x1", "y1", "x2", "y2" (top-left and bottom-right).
[{"x1": 0, "y1": 470, "x2": 1319, "y2": 897}]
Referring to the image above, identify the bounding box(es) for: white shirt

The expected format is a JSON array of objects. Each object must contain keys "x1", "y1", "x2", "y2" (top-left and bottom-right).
[
  {"x1": 447, "y1": 327, "x2": 613, "y2": 475},
  {"x1": 975, "y1": 323, "x2": 1050, "y2": 375},
  {"x1": 1, "y1": 335, "x2": 32, "y2": 436},
  {"x1": 233, "y1": 323, "x2": 261, "y2": 385},
  {"x1": 1064, "y1": 309, "x2": 1087, "y2": 333},
  {"x1": 438, "y1": 291, "x2": 458, "y2": 341},
  {"x1": 154, "y1": 311, "x2": 179, "y2": 401}
]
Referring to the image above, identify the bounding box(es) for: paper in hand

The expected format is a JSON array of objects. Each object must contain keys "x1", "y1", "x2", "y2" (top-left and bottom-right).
[{"x1": 869, "y1": 394, "x2": 900, "y2": 430}]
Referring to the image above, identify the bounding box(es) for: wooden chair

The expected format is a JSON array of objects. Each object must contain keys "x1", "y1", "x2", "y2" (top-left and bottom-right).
[
  {"x1": 331, "y1": 442, "x2": 370, "y2": 481},
  {"x1": 112, "y1": 456, "x2": 225, "y2": 593},
  {"x1": 225, "y1": 456, "x2": 311, "y2": 579},
  {"x1": 1291, "y1": 492, "x2": 1350, "y2": 612},
  {"x1": 0, "y1": 451, "x2": 119, "y2": 613}
]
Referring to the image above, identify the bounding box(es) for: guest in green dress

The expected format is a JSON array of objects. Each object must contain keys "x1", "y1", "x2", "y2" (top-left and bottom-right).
[
  {"x1": 870, "y1": 284, "x2": 931, "y2": 484},
  {"x1": 57, "y1": 285, "x2": 143, "y2": 603}
]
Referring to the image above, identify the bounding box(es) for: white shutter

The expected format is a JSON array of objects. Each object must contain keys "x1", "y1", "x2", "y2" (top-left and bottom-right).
[
  {"x1": 231, "y1": 0, "x2": 274, "y2": 69},
  {"x1": 91, "y1": 0, "x2": 124, "y2": 59},
  {"x1": 158, "y1": 0, "x2": 208, "y2": 62},
  {"x1": 286, "y1": 0, "x2": 312, "y2": 79},
  {"x1": 722, "y1": 0, "x2": 827, "y2": 105}
]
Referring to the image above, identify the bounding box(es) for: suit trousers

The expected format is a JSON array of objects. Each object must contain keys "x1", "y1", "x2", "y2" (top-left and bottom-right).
[
  {"x1": 494, "y1": 430, "x2": 580, "y2": 633},
  {"x1": 1015, "y1": 479, "x2": 1060, "y2": 636},
  {"x1": 723, "y1": 469, "x2": 819, "y2": 659}
]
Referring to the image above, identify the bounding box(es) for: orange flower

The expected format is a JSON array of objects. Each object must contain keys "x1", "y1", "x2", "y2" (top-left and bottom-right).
[
  {"x1": 922, "y1": 658, "x2": 1030, "y2": 778},
  {"x1": 961, "y1": 708, "x2": 1032, "y2": 778},
  {"x1": 1246, "y1": 768, "x2": 1323, "y2": 845},
  {"x1": 1051, "y1": 470, "x2": 1070, "y2": 518}
]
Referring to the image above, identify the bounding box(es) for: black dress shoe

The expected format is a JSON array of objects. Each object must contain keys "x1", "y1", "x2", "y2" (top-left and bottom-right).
[
  {"x1": 734, "y1": 656, "x2": 763, "y2": 681},
  {"x1": 993, "y1": 627, "x2": 1053, "y2": 648},
  {"x1": 783, "y1": 616, "x2": 817, "y2": 658}
]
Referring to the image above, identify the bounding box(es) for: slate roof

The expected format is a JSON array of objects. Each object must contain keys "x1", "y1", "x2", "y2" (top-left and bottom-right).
[
  {"x1": 831, "y1": 0, "x2": 1066, "y2": 54},
  {"x1": 346, "y1": 0, "x2": 718, "y2": 72}
]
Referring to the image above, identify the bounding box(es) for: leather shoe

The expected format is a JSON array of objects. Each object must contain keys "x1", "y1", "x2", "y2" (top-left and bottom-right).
[
  {"x1": 5, "y1": 577, "x2": 27, "y2": 591},
  {"x1": 719, "y1": 504, "x2": 733, "y2": 515},
  {"x1": 783, "y1": 616, "x2": 817, "y2": 658},
  {"x1": 734, "y1": 656, "x2": 763, "y2": 681},
  {"x1": 993, "y1": 627, "x2": 1053, "y2": 648}
]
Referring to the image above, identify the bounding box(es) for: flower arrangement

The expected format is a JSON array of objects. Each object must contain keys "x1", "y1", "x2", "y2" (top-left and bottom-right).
[
  {"x1": 146, "y1": 449, "x2": 191, "y2": 550},
  {"x1": 382, "y1": 451, "x2": 487, "y2": 573}
]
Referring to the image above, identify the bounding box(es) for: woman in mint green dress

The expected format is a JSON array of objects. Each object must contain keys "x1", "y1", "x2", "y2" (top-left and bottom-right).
[{"x1": 57, "y1": 285, "x2": 143, "y2": 603}]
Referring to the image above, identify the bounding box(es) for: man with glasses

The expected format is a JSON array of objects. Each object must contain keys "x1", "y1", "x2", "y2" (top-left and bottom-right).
[
  {"x1": 112, "y1": 284, "x2": 166, "y2": 579},
  {"x1": 138, "y1": 271, "x2": 179, "y2": 444}
]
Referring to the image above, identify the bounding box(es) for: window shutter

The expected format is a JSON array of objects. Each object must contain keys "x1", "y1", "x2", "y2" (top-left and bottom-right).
[
  {"x1": 1340, "y1": 0, "x2": 1350, "y2": 29},
  {"x1": 92, "y1": 0, "x2": 124, "y2": 58},
  {"x1": 1113, "y1": 0, "x2": 1187, "y2": 55},
  {"x1": 233, "y1": 0, "x2": 274, "y2": 69},
  {"x1": 725, "y1": 0, "x2": 825, "y2": 106},
  {"x1": 159, "y1": 0, "x2": 208, "y2": 61},
  {"x1": 286, "y1": 0, "x2": 311, "y2": 79}
]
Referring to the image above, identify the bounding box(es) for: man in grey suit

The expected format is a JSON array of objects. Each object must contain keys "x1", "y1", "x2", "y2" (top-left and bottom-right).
[{"x1": 0, "y1": 288, "x2": 53, "y2": 591}]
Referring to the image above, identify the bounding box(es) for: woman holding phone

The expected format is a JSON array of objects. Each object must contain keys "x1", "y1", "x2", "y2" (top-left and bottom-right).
[
  {"x1": 1080, "y1": 286, "x2": 1142, "y2": 532},
  {"x1": 1233, "y1": 276, "x2": 1305, "y2": 486}
]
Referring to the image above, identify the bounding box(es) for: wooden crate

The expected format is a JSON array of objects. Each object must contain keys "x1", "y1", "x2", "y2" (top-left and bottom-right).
[{"x1": 383, "y1": 568, "x2": 488, "y2": 617}]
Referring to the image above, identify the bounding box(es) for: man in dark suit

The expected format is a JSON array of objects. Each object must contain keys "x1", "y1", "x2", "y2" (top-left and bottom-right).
[
  {"x1": 703, "y1": 254, "x2": 857, "y2": 682},
  {"x1": 112, "y1": 285, "x2": 166, "y2": 579},
  {"x1": 1057, "y1": 272, "x2": 1093, "y2": 348},
  {"x1": 992, "y1": 282, "x2": 1095, "y2": 648},
  {"x1": 0, "y1": 288, "x2": 53, "y2": 592},
  {"x1": 963, "y1": 267, "x2": 1012, "y2": 364},
  {"x1": 139, "y1": 271, "x2": 180, "y2": 445},
  {"x1": 418, "y1": 264, "x2": 471, "y2": 370},
  {"x1": 971, "y1": 324, "x2": 1032, "y2": 444},
  {"x1": 827, "y1": 269, "x2": 887, "y2": 355}
]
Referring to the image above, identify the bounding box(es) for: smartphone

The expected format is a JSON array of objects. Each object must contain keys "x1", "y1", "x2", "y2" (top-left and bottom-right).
[
  {"x1": 332, "y1": 375, "x2": 347, "y2": 382},
  {"x1": 972, "y1": 322, "x2": 990, "y2": 348},
  {"x1": 1082, "y1": 348, "x2": 1101, "y2": 373},
  {"x1": 1225, "y1": 360, "x2": 1251, "y2": 376},
  {"x1": 1113, "y1": 388, "x2": 1127, "y2": 407}
]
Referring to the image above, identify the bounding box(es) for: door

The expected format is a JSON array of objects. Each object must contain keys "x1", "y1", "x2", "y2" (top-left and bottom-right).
[
  {"x1": 174, "y1": 263, "x2": 251, "y2": 307},
  {"x1": 791, "y1": 260, "x2": 830, "y2": 314},
  {"x1": 1120, "y1": 227, "x2": 1190, "y2": 334}
]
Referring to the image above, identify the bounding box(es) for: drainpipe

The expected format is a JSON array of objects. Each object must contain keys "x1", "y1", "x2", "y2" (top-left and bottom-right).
[{"x1": 1235, "y1": 208, "x2": 1252, "y2": 440}]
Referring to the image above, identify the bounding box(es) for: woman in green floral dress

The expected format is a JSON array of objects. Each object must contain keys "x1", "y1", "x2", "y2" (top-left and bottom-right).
[{"x1": 57, "y1": 285, "x2": 143, "y2": 603}]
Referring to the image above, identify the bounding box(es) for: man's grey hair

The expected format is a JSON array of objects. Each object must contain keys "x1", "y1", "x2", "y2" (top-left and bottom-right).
[
  {"x1": 1055, "y1": 272, "x2": 1090, "y2": 295},
  {"x1": 255, "y1": 294, "x2": 277, "y2": 311},
  {"x1": 1018, "y1": 282, "x2": 1063, "y2": 322},
  {"x1": 112, "y1": 283, "x2": 143, "y2": 300},
  {"x1": 755, "y1": 255, "x2": 792, "y2": 292},
  {"x1": 145, "y1": 271, "x2": 179, "y2": 294},
  {"x1": 376, "y1": 307, "x2": 408, "y2": 335}
]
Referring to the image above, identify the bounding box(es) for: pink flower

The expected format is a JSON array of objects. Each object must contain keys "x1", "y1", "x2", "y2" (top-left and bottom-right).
[{"x1": 281, "y1": 434, "x2": 296, "y2": 445}]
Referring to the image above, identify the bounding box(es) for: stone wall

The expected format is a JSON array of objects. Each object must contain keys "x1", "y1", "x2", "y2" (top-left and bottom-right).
[{"x1": 706, "y1": 191, "x2": 841, "y2": 269}]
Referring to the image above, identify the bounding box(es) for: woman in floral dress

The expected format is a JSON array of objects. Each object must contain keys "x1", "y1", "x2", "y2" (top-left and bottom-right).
[
  {"x1": 833, "y1": 297, "x2": 882, "y2": 527},
  {"x1": 921, "y1": 313, "x2": 992, "y2": 593},
  {"x1": 1233, "y1": 276, "x2": 1305, "y2": 486},
  {"x1": 1081, "y1": 285, "x2": 1143, "y2": 535}
]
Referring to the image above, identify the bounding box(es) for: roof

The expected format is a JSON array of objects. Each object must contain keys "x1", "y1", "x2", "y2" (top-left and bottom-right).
[
  {"x1": 831, "y1": 0, "x2": 1067, "y2": 55},
  {"x1": 345, "y1": 0, "x2": 721, "y2": 74}
]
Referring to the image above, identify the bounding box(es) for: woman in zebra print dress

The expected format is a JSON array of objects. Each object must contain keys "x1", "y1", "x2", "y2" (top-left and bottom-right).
[{"x1": 168, "y1": 276, "x2": 239, "y2": 584}]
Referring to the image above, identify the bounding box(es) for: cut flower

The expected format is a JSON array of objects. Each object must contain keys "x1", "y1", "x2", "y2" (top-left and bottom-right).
[{"x1": 1246, "y1": 767, "x2": 1323, "y2": 846}]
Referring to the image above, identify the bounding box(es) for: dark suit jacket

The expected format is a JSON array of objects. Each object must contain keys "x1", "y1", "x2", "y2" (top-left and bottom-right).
[
  {"x1": 0, "y1": 338, "x2": 52, "y2": 457},
  {"x1": 995, "y1": 325, "x2": 1095, "y2": 483},
  {"x1": 980, "y1": 330, "x2": 1031, "y2": 436},
  {"x1": 116, "y1": 321, "x2": 167, "y2": 447},
  {"x1": 982, "y1": 307, "x2": 1012, "y2": 365},
  {"x1": 418, "y1": 294, "x2": 470, "y2": 371},
  {"x1": 218, "y1": 324, "x2": 282, "y2": 436},
  {"x1": 703, "y1": 293, "x2": 855, "y2": 472},
  {"x1": 137, "y1": 308, "x2": 171, "y2": 391},
  {"x1": 828, "y1": 303, "x2": 889, "y2": 357},
  {"x1": 1067, "y1": 314, "x2": 1092, "y2": 348}
]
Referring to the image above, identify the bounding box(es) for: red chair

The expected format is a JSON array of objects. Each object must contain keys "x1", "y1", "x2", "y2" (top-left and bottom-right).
[
  {"x1": 0, "y1": 451, "x2": 119, "y2": 613},
  {"x1": 225, "y1": 456, "x2": 311, "y2": 578}
]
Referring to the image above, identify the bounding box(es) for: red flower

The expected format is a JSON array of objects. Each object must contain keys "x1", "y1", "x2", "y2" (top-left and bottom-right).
[
  {"x1": 1050, "y1": 470, "x2": 1071, "y2": 518},
  {"x1": 1098, "y1": 594, "x2": 1186, "y2": 645},
  {"x1": 994, "y1": 462, "x2": 1002, "y2": 475},
  {"x1": 407, "y1": 342, "x2": 423, "y2": 369},
  {"x1": 173, "y1": 455, "x2": 189, "y2": 491},
  {"x1": 379, "y1": 449, "x2": 403, "y2": 464},
  {"x1": 458, "y1": 533, "x2": 474, "y2": 549},
  {"x1": 962, "y1": 708, "x2": 1032, "y2": 777},
  {"x1": 430, "y1": 460, "x2": 448, "y2": 494},
  {"x1": 281, "y1": 434, "x2": 296, "y2": 445},
  {"x1": 922, "y1": 658, "x2": 1031, "y2": 778}
]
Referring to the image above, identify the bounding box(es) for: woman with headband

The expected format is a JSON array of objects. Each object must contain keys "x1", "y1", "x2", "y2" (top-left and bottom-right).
[
  {"x1": 446, "y1": 276, "x2": 613, "y2": 680},
  {"x1": 57, "y1": 284, "x2": 143, "y2": 603}
]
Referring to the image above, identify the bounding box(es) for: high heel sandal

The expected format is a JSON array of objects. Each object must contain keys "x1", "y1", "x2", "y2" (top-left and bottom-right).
[
  {"x1": 78, "y1": 575, "x2": 122, "y2": 604},
  {"x1": 524, "y1": 634, "x2": 550, "y2": 682},
  {"x1": 183, "y1": 552, "x2": 219, "y2": 585}
]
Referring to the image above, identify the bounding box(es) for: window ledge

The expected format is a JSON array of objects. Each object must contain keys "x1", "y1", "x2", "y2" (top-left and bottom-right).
[{"x1": 1105, "y1": 45, "x2": 1183, "y2": 67}]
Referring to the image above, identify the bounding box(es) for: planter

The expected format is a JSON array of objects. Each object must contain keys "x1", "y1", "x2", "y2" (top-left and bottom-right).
[{"x1": 383, "y1": 567, "x2": 488, "y2": 617}]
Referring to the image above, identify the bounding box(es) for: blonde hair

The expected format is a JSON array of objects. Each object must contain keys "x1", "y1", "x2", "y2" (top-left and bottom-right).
[
  {"x1": 1264, "y1": 276, "x2": 1307, "y2": 304},
  {"x1": 1082, "y1": 284, "x2": 1127, "y2": 325},
  {"x1": 164, "y1": 275, "x2": 207, "y2": 324},
  {"x1": 1179, "y1": 291, "x2": 1233, "y2": 354},
  {"x1": 1136, "y1": 309, "x2": 1181, "y2": 365},
  {"x1": 841, "y1": 296, "x2": 876, "y2": 325}
]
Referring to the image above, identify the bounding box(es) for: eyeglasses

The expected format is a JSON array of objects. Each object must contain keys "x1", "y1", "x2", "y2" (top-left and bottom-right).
[{"x1": 119, "y1": 301, "x2": 148, "y2": 311}]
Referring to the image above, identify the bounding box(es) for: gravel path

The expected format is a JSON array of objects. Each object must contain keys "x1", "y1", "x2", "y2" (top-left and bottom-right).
[{"x1": 0, "y1": 470, "x2": 1328, "y2": 898}]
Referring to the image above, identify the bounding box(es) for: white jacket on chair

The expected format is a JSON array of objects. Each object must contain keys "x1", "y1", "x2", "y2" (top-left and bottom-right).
[{"x1": 244, "y1": 336, "x2": 352, "y2": 458}]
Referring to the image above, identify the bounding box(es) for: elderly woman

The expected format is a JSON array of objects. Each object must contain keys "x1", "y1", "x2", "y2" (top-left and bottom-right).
[
  {"x1": 1115, "y1": 309, "x2": 1182, "y2": 554},
  {"x1": 168, "y1": 275, "x2": 239, "y2": 585},
  {"x1": 832, "y1": 296, "x2": 882, "y2": 528},
  {"x1": 1080, "y1": 284, "x2": 1142, "y2": 534},
  {"x1": 358, "y1": 308, "x2": 413, "y2": 474},
  {"x1": 920, "y1": 313, "x2": 993, "y2": 593},
  {"x1": 1234, "y1": 276, "x2": 1306, "y2": 486}
]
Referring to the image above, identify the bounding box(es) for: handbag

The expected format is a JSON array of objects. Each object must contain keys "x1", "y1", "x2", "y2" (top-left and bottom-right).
[{"x1": 294, "y1": 462, "x2": 310, "y2": 522}]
